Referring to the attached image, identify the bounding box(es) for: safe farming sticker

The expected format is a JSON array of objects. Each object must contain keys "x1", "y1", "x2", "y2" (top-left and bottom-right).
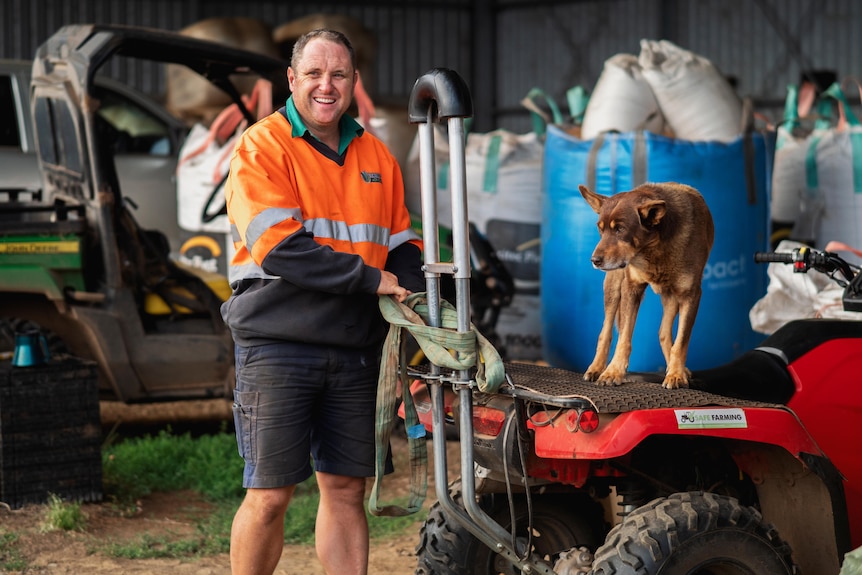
[{"x1": 674, "y1": 408, "x2": 748, "y2": 429}]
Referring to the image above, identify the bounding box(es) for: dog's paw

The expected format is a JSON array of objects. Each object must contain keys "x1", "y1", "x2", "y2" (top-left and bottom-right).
[
  {"x1": 662, "y1": 372, "x2": 690, "y2": 389},
  {"x1": 596, "y1": 368, "x2": 626, "y2": 386},
  {"x1": 583, "y1": 366, "x2": 603, "y2": 382}
]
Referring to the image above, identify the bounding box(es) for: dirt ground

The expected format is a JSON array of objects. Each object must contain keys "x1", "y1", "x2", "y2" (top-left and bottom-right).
[{"x1": 0, "y1": 399, "x2": 462, "y2": 575}]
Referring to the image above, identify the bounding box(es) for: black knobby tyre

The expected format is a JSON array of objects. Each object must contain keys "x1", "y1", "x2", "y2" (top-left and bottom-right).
[
  {"x1": 591, "y1": 491, "x2": 797, "y2": 575},
  {"x1": 415, "y1": 483, "x2": 604, "y2": 575}
]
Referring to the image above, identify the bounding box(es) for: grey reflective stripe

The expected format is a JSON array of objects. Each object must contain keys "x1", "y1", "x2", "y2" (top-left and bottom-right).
[
  {"x1": 230, "y1": 222, "x2": 240, "y2": 243},
  {"x1": 389, "y1": 228, "x2": 421, "y2": 250},
  {"x1": 246, "y1": 207, "x2": 303, "y2": 252},
  {"x1": 304, "y1": 218, "x2": 390, "y2": 247},
  {"x1": 228, "y1": 260, "x2": 278, "y2": 284}
]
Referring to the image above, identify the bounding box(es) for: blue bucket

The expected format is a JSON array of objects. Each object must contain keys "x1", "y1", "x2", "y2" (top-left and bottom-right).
[{"x1": 541, "y1": 126, "x2": 774, "y2": 372}]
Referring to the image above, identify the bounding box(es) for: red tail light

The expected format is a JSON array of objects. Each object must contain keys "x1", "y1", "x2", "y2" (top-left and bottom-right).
[
  {"x1": 565, "y1": 408, "x2": 600, "y2": 433},
  {"x1": 578, "y1": 409, "x2": 599, "y2": 433},
  {"x1": 472, "y1": 406, "x2": 506, "y2": 436}
]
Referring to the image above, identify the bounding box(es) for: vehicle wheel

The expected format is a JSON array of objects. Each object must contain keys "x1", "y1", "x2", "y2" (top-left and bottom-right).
[
  {"x1": 591, "y1": 491, "x2": 797, "y2": 575},
  {"x1": 415, "y1": 482, "x2": 604, "y2": 575}
]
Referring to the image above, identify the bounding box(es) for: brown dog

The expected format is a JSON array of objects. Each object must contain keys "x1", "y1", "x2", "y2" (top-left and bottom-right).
[{"x1": 578, "y1": 182, "x2": 714, "y2": 389}]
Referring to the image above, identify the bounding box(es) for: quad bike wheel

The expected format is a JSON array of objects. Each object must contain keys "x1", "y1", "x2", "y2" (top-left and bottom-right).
[
  {"x1": 591, "y1": 491, "x2": 797, "y2": 575},
  {"x1": 415, "y1": 481, "x2": 604, "y2": 575}
]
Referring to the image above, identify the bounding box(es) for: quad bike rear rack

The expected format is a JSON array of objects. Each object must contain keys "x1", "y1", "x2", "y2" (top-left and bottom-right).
[{"x1": 409, "y1": 68, "x2": 561, "y2": 575}]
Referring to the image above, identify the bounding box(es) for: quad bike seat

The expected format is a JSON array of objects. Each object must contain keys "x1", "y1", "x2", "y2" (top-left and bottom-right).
[
  {"x1": 689, "y1": 348, "x2": 795, "y2": 404},
  {"x1": 691, "y1": 318, "x2": 862, "y2": 405}
]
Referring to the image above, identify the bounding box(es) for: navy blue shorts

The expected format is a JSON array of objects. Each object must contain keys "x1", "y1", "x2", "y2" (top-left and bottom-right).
[{"x1": 232, "y1": 340, "x2": 393, "y2": 489}]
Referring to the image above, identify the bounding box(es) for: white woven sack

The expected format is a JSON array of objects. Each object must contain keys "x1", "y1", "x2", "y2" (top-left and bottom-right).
[
  {"x1": 176, "y1": 122, "x2": 238, "y2": 234},
  {"x1": 775, "y1": 83, "x2": 862, "y2": 261},
  {"x1": 581, "y1": 53, "x2": 665, "y2": 140},
  {"x1": 638, "y1": 39, "x2": 742, "y2": 142},
  {"x1": 405, "y1": 126, "x2": 543, "y2": 235},
  {"x1": 771, "y1": 83, "x2": 827, "y2": 227},
  {"x1": 176, "y1": 79, "x2": 272, "y2": 235},
  {"x1": 805, "y1": 127, "x2": 862, "y2": 256},
  {"x1": 404, "y1": 124, "x2": 546, "y2": 360},
  {"x1": 771, "y1": 124, "x2": 812, "y2": 224}
]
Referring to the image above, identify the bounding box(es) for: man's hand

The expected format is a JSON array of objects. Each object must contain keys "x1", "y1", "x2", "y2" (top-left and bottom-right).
[{"x1": 377, "y1": 270, "x2": 411, "y2": 303}]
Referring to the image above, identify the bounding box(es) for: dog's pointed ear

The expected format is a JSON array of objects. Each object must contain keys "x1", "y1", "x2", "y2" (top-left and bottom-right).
[
  {"x1": 638, "y1": 199, "x2": 667, "y2": 226},
  {"x1": 578, "y1": 185, "x2": 606, "y2": 214}
]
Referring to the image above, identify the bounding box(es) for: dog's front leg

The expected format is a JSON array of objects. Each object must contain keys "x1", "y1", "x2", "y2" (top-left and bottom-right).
[
  {"x1": 584, "y1": 270, "x2": 622, "y2": 381},
  {"x1": 597, "y1": 277, "x2": 646, "y2": 385},
  {"x1": 663, "y1": 289, "x2": 702, "y2": 389},
  {"x1": 657, "y1": 293, "x2": 679, "y2": 369}
]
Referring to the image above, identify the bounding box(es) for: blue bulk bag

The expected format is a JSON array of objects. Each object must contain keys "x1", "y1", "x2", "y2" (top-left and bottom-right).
[{"x1": 541, "y1": 126, "x2": 774, "y2": 372}]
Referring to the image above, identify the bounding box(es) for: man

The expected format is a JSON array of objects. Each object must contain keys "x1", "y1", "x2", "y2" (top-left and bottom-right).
[{"x1": 221, "y1": 28, "x2": 424, "y2": 575}]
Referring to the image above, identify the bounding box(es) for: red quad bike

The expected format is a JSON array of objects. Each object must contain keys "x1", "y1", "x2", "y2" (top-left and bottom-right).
[{"x1": 401, "y1": 69, "x2": 862, "y2": 575}]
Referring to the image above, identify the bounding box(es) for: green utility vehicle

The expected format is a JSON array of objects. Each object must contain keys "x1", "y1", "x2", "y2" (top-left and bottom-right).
[{"x1": 0, "y1": 24, "x2": 287, "y2": 401}]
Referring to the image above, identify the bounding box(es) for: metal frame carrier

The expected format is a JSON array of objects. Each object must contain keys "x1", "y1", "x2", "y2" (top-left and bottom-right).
[{"x1": 408, "y1": 68, "x2": 557, "y2": 575}]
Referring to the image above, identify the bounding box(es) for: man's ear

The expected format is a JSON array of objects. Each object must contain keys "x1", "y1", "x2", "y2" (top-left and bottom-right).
[
  {"x1": 638, "y1": 199, "x2": 667, "y2": 227},
  {"x1": 578, "y1": 184, "x2": 606, "y2": 214}
]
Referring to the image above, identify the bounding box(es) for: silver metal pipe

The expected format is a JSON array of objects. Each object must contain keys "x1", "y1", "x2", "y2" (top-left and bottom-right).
[
  {"x1": 446, "y1": 117, "x2": 472, "y2": 334},
  {"x1": 418, "y1": 116, "x2": 442, "y2": 332},
  {"x1": 431, "y1": 385, "x2": 554, "y2": 574}
]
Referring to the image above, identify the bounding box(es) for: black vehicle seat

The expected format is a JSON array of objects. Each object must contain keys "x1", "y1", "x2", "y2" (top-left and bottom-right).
[
  {"x1": 690, "y1": 348, "x2": 795, "y2": 404},
  {"x1": 690, "y1": 318, "x2": 862, "y2": 404}
]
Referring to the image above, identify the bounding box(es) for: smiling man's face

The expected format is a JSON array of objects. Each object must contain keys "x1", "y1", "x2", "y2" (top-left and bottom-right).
[{"x1": 287, "y1": 37, "x2": 356, "y2": 141}]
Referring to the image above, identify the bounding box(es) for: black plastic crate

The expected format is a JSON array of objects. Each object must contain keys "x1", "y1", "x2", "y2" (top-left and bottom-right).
[{"x1": 0, "y1": 356, "x2": 103, "y2": 509}]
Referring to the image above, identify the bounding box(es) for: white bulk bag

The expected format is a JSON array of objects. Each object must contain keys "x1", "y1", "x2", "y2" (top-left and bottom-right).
[
  {"x1": 581, "y1": 53, "x2": 665, "y2": 140},
  {"x1": 772, "y1": 82, "x2": 862, "y2": 261},
  {"x1": 638, "y1": 39, "x2": 742, "y2": 142},
  {"x1": 403, "y1": 92, "x2": 557, "y2": 360}
]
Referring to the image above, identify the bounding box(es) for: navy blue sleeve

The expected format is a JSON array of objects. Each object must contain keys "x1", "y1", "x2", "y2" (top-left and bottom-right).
[
  {"x1": 261, "y1": 228, "x2": 381, "y2": 295},
  {"x1": 385, "y1": 243, "x2": 425, "y2": 293}
]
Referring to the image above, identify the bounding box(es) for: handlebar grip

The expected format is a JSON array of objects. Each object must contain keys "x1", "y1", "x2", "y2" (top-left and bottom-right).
[{"x1": 754, "y1": 252, "x2": 795, "y2": 263}]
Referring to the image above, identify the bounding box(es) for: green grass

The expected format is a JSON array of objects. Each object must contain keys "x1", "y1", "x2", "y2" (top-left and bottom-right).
[
  {"x1": 99, "y1": 425, "x2": 421, "y2": 558},
  {"x1": 0, "y1": 530, "x2": 27, "y2": 572},
  {"x1": 40, "y1": 493, "x2": 88, "y2": 532}
]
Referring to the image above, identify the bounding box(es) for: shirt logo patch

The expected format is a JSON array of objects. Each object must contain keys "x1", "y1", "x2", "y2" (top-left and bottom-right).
[{"x1": 361, "y1": 171, "x2": 382, "y2": 184}]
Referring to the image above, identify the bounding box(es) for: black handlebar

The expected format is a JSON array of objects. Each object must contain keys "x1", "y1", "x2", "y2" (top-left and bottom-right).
[
  {"x1": 754, "y1": 247, "x2": 857, "y2": 285},
  {"x1": 755, "y1": 247, "x2": 862, "y2": 312},
  {"x1": 753, "y1": 252, "x2": 795, "y2": 264}
]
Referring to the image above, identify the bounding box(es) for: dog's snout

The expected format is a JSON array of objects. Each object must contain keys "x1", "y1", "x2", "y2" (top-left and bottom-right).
[{"x1": 591, "y1": 255, "x2": 603, "y2": 268}]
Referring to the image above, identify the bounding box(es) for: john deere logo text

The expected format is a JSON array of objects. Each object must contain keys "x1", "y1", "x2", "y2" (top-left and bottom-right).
[{"x1": 361, "y1": 171, "x2": 382, "y2": 183}]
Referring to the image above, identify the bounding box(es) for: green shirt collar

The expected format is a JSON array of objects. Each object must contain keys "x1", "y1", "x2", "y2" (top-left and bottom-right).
[{"x1": 285, "y1": 95, "x2": 364, "y2": 155}]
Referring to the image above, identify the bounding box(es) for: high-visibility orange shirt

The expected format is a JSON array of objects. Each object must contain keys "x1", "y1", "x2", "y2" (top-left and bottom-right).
[{"x1": 220, "y1": 100, "x2": 422, "y2": 348}]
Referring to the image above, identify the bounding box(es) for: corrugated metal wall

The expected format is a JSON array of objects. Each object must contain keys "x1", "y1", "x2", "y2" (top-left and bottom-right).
[
  {"x1": 497, "y1": 0, "x2": 862, "y2": 132},
  {"x1": 0, "y1": 0, "x2": 474, "y2": 112},
  {"x1": 2, "y1": 0, "x2": 860, "y2": 132}
]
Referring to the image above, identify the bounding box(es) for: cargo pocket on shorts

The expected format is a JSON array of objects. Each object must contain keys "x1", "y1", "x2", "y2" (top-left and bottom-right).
[{"x1": 232, "y1": 389, "x2": 258, "y2": 463}]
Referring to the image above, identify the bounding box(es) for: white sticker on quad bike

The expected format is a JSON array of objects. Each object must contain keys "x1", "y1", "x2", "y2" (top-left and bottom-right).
[{"x1": 674, "y1": 408, "x2": 748, "y2": 429}]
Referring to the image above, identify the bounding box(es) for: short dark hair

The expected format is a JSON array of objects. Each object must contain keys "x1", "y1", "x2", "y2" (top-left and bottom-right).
[{"x1": 291, "y1": 29, "x2": 356, "y2": 72}]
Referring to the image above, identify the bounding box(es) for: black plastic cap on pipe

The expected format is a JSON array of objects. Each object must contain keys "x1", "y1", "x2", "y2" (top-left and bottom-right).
[{"x1": 408, "y1": 68, "x2": 473, "y2": 124}]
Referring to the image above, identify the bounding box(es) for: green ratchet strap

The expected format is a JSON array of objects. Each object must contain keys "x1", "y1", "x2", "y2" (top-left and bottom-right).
[{"x1": 368, "y1": 292, "x2": 506, "y2": 517}]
